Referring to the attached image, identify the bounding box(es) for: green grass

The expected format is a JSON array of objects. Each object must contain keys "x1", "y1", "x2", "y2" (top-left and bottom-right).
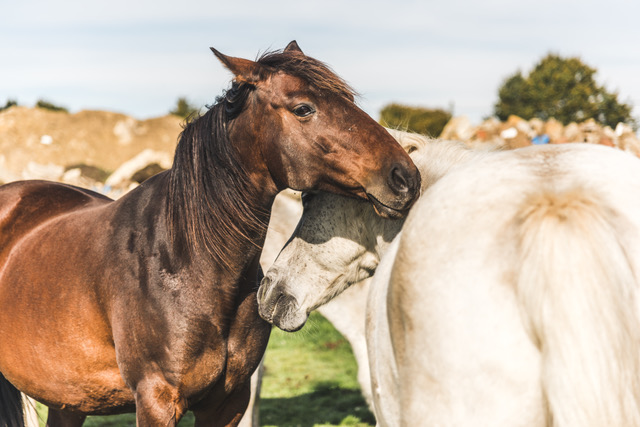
[
  {"x1": 35, "y1": 313, "x2": 374, "y2": 427},
  {"x1": 260, "y1": 312, "x2": 374, "y2": 427}
]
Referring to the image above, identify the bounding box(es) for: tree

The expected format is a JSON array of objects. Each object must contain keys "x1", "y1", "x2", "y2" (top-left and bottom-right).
[
  {"x1": 380, "y1": 104, "x2": 452, "y2": 137},
  {"x1": 494, "y1": 54, "x2": 635, "y2": 128},
  {"x1": 170, "y1": 97, "x2": 200, "y2": 118}
]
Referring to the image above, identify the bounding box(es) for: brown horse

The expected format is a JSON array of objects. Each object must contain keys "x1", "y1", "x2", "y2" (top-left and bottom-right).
[{"x1": 0, "y1": 41, "x2": 420, "y2": 427}]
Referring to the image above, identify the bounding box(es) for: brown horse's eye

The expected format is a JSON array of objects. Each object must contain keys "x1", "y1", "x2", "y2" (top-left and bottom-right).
[
  {"x1": 301, "y1": 192, "x2": 316, "y2": 207},
  {"x1": 292, "y1": 104, "x2": 315, "y2": 117}
]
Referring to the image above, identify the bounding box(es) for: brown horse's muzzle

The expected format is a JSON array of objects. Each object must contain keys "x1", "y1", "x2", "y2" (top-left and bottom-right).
[{"x1": 366, "y1": 161, "x2": 421, "y2": 219}]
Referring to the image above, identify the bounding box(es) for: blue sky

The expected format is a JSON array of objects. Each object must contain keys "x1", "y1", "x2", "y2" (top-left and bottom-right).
[{"x1": 2, "y1": 0, "x2": 639, "y2": 124}]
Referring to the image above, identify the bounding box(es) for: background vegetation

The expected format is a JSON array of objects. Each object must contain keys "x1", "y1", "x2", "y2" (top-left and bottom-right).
[
  {"x1": 379, "y1": 103, "x2": 451, "y2": 137},
  {"x1": 35, "y1": 99, "x2": 68, "y2": 113},
  {"x1": 0, "y1": 99, "x2": 17, "y2": 112},
  {"x1": 170, "y1": 97, "x2": 200, "y2": 118},
  {"x1": 35, "y1": 313, "x2": 373, "y2": 427},
  {"x1": 494, "y1": 53, "x2": 636, "y2": 128}
]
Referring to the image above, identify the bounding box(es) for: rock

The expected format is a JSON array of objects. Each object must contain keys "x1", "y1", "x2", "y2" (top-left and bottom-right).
[
  {"x1": 495, "y1": 116, "x2": 532, "y2": 149},
  {"x1": 22, "y1": 162, "x2": 64, "y2": 181},
  {"x1": 544, "y1": 118, "x2": 565, "y2": 143},
  {"x1": 616, "y1": 122, "x2": 635, "y2": 137},
  {"x1": 563, "y1": 122, "x2": 581, "y2": 142},
  {"x1": 579, "y1": 118, "x2": 601, "y2": 144},
  {"x1": 471, "y1": 117, "x2": 502, "y2": 143},
  {"x1": 529, "y1": 118, "x2": 545, "y2": 136},
  {"x1": 131, "y1": 163, "x2": 166, "y2": 183},
  {"x1": 616, "y1": 124, "x2": 640, "y2": 156},
  {"x1": 505, "y1": 115, "x2": 534, "y2": 138},
  {"x1": 105, "y1": 149, "x2": 173, "y2": 189},
  {"x1": 500, "y1": 127, "x2": 518, "y2": 139},
  {"x1": 439, "y1": 115, "x2": 639, "y2": 158},
  {"x1": 503, "y1": 133, "x2": 531, "y2": 149},
  {"x1": 439, "y1": 116, "x2": 474, "y2": 141},
  {"x1": 61, "y1": 168, "x2": 102, "y2": 189}
]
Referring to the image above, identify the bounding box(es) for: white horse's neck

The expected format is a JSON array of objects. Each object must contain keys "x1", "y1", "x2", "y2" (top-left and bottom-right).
[
  {"x1": 387, "y1": 129, "x2": 494, "y2": 192},
  {"x1": 415, "y1": 141, "x2": 493, "y2": 192},
  {"x1": 374, "y1": 132, "x2": 494, "y2": 259}
]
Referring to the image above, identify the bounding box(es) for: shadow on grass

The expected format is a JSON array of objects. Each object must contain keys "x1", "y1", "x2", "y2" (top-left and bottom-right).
[
  {"x1": 38, "y1": 384, "x2": 373, "y2": 427},
  {"x1": 260, "y1": 382, "x2": 375, "y2": 427},
  {"x1": 36, "y1": 406, "x2": 196, "y2": 427},
  {"x1": 83, "y1": 412, "x2": 195, "y2": 426}
]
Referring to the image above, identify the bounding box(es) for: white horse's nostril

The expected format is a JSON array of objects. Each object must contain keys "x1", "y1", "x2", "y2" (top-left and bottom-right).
[{"x1": 257, "y1": 276, "x2": 269, "y2": 302}]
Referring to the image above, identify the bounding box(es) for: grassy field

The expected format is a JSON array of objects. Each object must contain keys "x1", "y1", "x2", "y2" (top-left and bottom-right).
[{"x1": 35, "y1": 312, "x2": 374, "y2": 427}]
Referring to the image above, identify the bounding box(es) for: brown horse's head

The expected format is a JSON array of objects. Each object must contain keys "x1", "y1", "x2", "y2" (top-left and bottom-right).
[{"x1": 211, "y1": 41, "x2": 420, "y2": 218}]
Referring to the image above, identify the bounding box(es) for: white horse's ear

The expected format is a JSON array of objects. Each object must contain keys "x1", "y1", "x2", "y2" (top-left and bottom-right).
[
  {"x1": 211, "y1": 47, "x2": 265, "y2": 84},
  {"x1": 284, "y1": 40, "x2": 304, "y2": 54}
]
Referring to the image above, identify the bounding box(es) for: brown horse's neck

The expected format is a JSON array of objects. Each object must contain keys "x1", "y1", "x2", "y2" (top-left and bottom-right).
[{"x1": 167, "y1": 102, "x2": 273, "y2": 274}]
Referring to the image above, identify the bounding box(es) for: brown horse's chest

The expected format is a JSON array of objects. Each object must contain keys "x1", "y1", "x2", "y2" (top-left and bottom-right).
[
  {"x1": 111, "y1": 261, "x2": 270, "y2": 404},
  {"x1": 178, "y1": 302, "x2": 269, "y2": 405},
  {"x1": 194, "y1": 279, "x2": 271, "y2": 398}
]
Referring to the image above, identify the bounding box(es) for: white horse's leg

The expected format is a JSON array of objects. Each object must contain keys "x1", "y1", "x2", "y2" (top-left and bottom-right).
[
  {"x1": 22, "y1": 394, "x2": 40, "y2": 427},
  {"x1": 237, "y1": 357, "x2": 264, "y2": 427},
  {"x1": 318, "y1": 279, "x2": 372, "y2": 409}
]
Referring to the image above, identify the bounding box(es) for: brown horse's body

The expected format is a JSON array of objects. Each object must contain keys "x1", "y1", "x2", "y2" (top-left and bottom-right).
[
  {"x1": 0, "y1": 41, "x2": 419, "y2": 426},
  {"x1": 0, "y1": 176, "x2": 268, "y2": 420}
]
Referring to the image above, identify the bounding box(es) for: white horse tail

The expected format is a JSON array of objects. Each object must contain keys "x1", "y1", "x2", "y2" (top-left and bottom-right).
[{"x1": 516, "y1": 187, "x2": 640, "y2": 427}]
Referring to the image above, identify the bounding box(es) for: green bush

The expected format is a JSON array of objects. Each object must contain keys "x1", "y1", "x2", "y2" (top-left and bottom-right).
[{"x1": 380, "y1": 104, "x2": 452, "y2": 137}]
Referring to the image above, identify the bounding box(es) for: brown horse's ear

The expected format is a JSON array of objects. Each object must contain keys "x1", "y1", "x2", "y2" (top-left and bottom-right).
[
  {"x1": 210, "y1": 47, "x2": 262, "y2": 84},
  {"x1": 283, "y1": 40, "x2": 304, "y2": 54}
]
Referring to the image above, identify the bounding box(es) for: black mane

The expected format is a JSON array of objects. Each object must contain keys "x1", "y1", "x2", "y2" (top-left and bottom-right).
[
  {"x1": 167, "y1": 82, "x2": 267, "y2": 269},
  {"x1": 167, "y1": 47, "x2": 354, "y2": 268}
]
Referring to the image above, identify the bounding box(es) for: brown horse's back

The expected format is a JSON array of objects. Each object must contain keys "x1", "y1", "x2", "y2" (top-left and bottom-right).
[
  {"x1": 0, "y1": 181, "x2": 134, "y2": 413},
  {"x1": 0, "y1": 181, "x2": 111, "y2": 258}
]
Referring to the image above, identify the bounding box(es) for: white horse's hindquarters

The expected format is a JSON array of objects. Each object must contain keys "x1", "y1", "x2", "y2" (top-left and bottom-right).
[
  {"x1": 389, "y1": 247, "x2": 544, "y2": 426},
  {"x1": 382, "y1": 150, "x2": 547, "y2": 426},
  {"x1": 383, "y1": 143, "x2": 640, "y2": 426},
  {"x1": 386, "y1": 214, "x2": 544, "y2": 426}
]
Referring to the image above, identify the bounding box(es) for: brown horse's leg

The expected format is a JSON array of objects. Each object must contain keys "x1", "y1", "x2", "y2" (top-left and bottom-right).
[
  {"x1": 192, "y1": 382, "x2": 251, "y2": 427},
  {"x1": 133, "y1": 378, "x2": 186, "y2": 427},
  {"x1": 45, "y1": 408, "x2": 86, "y2": 427}
]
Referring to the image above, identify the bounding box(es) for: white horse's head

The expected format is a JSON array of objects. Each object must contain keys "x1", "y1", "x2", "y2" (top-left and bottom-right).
[{"x1": 258, "y1": 130, "x2": 487, "y2": 331}]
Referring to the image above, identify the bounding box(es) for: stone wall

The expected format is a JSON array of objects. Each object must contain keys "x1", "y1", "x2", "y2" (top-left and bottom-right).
[{"x1": 440, "y1": 115, "x2": 640, "y2": 156}]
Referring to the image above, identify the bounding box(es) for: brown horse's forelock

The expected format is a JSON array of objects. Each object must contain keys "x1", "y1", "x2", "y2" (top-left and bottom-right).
[
  {"x1": 257, "y1": 50, "x2": 357, "y2": 102},
  {"x1": 168, "y1": 87, "x2": 269, "y2": 270}
]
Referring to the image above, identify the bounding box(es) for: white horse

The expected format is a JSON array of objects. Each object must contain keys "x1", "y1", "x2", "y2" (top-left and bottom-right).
[
  {"x1": 258, "y1": 131, "x2": 640, "y2": 426},
  {"x1": 253, "y1": 130, "x2": 432, "y2": 414}
]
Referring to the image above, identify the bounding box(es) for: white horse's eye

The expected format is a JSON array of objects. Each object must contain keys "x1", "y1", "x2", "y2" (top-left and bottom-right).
[{"x1": 301, "y1": 192, "x2": 316, "y2": 207}]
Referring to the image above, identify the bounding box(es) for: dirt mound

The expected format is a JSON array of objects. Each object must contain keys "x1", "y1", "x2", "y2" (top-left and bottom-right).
[{"x1": 0, "y1": 106, "x2": 184, "y2": 182}]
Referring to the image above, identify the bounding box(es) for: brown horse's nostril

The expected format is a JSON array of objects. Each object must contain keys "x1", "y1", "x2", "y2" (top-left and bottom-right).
[{"x1": 389, "y1": 164, "x2": 410, "y2": 194}]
